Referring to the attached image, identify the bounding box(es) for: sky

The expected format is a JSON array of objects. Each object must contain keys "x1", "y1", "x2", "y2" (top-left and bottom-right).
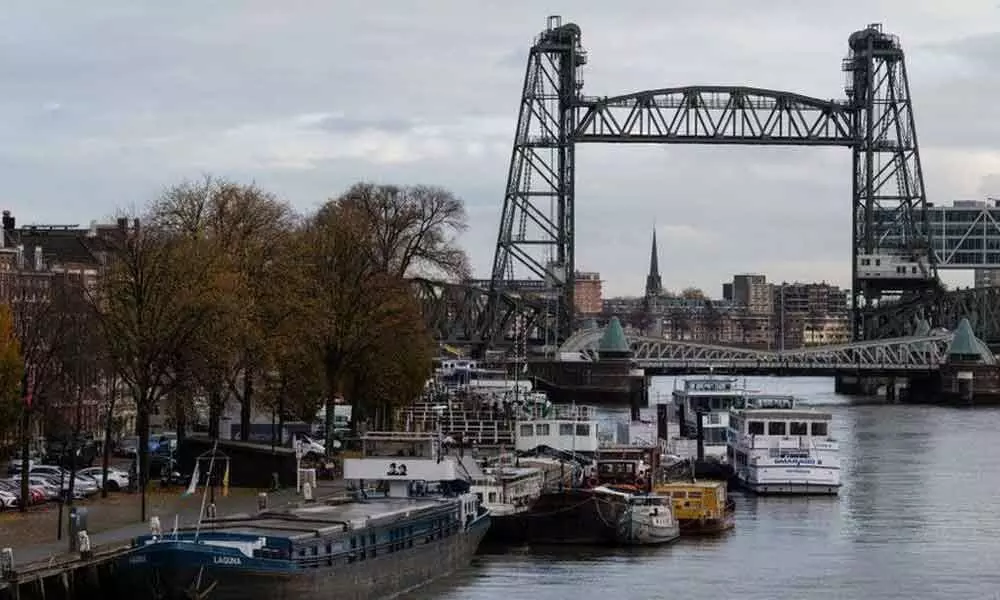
[{"x1": 2, "y1": 0, "x2": 1000, "y2": 297}]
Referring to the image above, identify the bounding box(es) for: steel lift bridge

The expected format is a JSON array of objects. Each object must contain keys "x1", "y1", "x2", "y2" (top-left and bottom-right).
[{"x1": 416, "y1": 16, "x2": 997, "y2": 354}]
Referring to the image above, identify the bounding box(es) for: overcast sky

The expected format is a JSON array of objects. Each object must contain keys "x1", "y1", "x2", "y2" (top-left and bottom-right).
[{"x1": 2, "y1": 0, "x2": 998, "y2": 297}]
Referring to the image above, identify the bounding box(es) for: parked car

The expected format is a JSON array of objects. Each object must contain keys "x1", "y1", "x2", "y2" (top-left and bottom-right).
[
  {"x1": 0, "y1": 488, "x2": 17, "y2": 510},
  {"x1": 77, "y1": 466, "x2": 129, "y2": 491}
]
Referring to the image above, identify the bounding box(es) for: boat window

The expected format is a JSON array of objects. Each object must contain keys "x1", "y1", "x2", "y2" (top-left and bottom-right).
[
  {"x1": 535, "y1": 424, "x2": 550, "y2": 436},
  {"x1": 768, "y1": 422, "x2": 786, "y2": 436},
  {"x1": 576, "y1": 424, "x2": 590, "y2": 436},
  {"x1": 672, "y1": 491, "x2": 687, "y2": 498},
  {"x1": 559, "y1": 424, "x2": 574, "y2": 436},
  {"x1": 748, "y1": 421, "x2": 765, "y2": 435},
  {"x1": 687, "y1": 491, "x2": 703, "y2": 498},
  {"x1": 520, "y1": 425, "x2": 533, "y2": 437},
  {"x1": 811, "y1": 422, "x2": 828, "y2": 436},
  {"x1": 488, "y1": 492, "x2": 497, "y2": 503},
  {"x1": 789, "y1": 421, "x2": 808, "y2": 435}
]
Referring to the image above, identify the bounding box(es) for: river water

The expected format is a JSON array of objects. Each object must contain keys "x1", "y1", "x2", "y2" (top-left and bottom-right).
[{"x1": 406, "y1": 376, "x2": 1000, "y2": 600}]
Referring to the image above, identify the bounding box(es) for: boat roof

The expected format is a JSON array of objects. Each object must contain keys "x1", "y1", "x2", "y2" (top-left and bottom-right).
[
  {"x1": 736, "y1": 408, "x2": 832, "y2": 420},
  {"x1": 656, "y1": 480, "x2": 727, "y2": 491},
  {"x1": 189, "y1": 497, "x2": 454, "y2": 541}
]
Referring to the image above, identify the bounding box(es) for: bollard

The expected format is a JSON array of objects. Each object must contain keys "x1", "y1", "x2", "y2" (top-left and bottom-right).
[
  {"x1": 78, "y1": 531, "x2": 92, "y2": 560},
  {"x1": 303, "y1": 481, "x2": 314, "y2": 502},
  {"x1": 1, "y1": 548, "x2": 13, "y2": 579},
  {"x1": 257, "y1": 492, "x2": 268, "y2": 511},
  {"x1": 150, "y1": 516, "x2": 162, "y2": 537},
  {"x1": 271, "y1": 472, "x2": 280, "y2": 491},
  {"x1": 207, "y1": 503, "x2": 217, "y2": 519}
]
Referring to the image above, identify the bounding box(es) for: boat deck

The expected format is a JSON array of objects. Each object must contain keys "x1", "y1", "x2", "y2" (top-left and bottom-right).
[{"x1": 191, "y1": 497, "x2": 455, "y2": 541}]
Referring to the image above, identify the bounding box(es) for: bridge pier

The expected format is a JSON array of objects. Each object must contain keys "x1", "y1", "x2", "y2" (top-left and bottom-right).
[{"x1": 834, "y1": 371, "x2": 880, "y2": 396}]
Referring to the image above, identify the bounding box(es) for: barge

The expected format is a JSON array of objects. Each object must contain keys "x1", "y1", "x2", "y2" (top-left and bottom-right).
[{"x1": 116, "y1": 432, "x2": 490, "y2": 600}]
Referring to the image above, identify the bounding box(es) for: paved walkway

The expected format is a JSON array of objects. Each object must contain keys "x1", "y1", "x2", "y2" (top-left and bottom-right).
[{"x1": 5, "y1": 481, "x2": 347, "y2": 568}]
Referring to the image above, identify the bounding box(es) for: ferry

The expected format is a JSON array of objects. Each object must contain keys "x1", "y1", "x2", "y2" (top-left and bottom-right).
[
  {"x1": 727, "y1": 397, "x2": 841, "y2": 495},
  {"x1": 671, "y1": 375, "x2": 795, "y2": 462},
  {"x1": 654, "y1": 480, "x2": 736, "y2": 535},
  {"x1": 118, "y1": 432, "x2": 490, "y2": 600}
]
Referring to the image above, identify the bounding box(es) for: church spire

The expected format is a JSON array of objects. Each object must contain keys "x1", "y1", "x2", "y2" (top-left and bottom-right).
[{"x1": 644, "y1": 228, "x2": 662, "y2": 298}]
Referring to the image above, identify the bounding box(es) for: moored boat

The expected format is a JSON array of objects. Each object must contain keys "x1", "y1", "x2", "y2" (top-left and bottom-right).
[
  {"x1": 727, "y1": 397, "x2": 841, "y2": 495},
  {"x1": 654, "y1": 480, "x2": 735, "y2": 535},
  {"x1": 116, "y1": 432, "x2": 490, "y2": 600}
]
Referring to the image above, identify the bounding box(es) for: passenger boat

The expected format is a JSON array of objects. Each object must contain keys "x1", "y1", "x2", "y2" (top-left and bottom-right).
[
  {"x1": 671, "y1": 375, "x2": 794, "y2": 462},
  {"x1": 117, "y1": 432, "x2": 490, "y2": 600},
  {"x1": 727, "y1": 397, "x2": 841, "y2": 495},
  {"x1": 654, "y1": 480, "x2": 736, "y2": 534}
]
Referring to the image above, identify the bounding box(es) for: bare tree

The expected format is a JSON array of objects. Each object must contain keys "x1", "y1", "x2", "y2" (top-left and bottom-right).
[
  {"x1": 335, "y1": 182, "x2": 470, "y2": 280},
  {"x1": 93, "y1": 219, "x2": 224, "y2": 521}
]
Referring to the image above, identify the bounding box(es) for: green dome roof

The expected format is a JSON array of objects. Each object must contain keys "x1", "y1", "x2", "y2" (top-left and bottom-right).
[
  {"x1": 599, "y1": 316, "x2": 630, "y2": 353},
  {"x1": 947, "y1": 318, "x2": 996, "y2": 364}
]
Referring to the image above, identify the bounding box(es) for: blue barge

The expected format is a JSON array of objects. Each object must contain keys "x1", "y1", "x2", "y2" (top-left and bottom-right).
[{"x1": 117, "y1": 432, "x2": 490, "y2": 600}]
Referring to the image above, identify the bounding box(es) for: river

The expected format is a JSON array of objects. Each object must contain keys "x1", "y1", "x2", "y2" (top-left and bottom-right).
[{"x1": 405, "y1": 376, "x2": 1000, "y2": 600}]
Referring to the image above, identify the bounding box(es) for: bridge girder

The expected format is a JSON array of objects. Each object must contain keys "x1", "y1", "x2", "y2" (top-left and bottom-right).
[
  {"x1": 561, "y1": 328, "x2": 953, "y2": 371},
  {"x1": 409, "y1": 278, "x2": 557, "y2": 352},
  {"x1": 574, "y1": 87, "x2": 854, "y2": 145},
  {"x1": 866, "y1": 286, "x2": 1000, "y2": 343}
]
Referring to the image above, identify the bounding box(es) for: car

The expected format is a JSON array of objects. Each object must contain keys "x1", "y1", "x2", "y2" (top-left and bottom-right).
[
  {"x1": 77, "y1": 466, "x2": 129, "y2": 491},
  {"x1": 0, "y1": 488, "x2": 17, "y2": 510}
]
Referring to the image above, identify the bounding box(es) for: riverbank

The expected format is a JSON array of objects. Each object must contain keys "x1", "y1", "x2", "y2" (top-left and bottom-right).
[{"x1": 2, "y1": 481, "x2": 346, "y2": 568}]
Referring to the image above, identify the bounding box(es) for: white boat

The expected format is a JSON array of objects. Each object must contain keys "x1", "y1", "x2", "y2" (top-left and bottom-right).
[
  {"x1": 670, "y1": 375, "x2": 795, "y2": 461},
  {"x1": 591, "y1": 486, "x2": 680, "y2": 545},
  {"x1": 726, "y1": 397, "x2": 841, "y2": 495},
  {"x1": 469, "y1": 456, "x2": 545, "y2": 518},
  {"x1": 513, "y1": 403, "x2": 600, "y2": 455},
  {"x1": 432, "y1": 359, "x2": 532, "y2": 393}
]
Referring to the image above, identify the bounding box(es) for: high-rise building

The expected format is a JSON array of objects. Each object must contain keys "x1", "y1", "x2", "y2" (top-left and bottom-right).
[
  {"x1": 574, "y1": 271, "x2": 603, "y2": 315},
  {"x1": 732, "y1": 274, "x2": 771, "y2": 315}
]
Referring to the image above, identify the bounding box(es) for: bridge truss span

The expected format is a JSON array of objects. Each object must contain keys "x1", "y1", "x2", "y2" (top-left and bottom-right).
[
  {"x1": 561, "y1": 327, "x2": 951, "y2": 373},
  {"x1": 574, "y1": 87, "x2": 855, "y2": 145}
]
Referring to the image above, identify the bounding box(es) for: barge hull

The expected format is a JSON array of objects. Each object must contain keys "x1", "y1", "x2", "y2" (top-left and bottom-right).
[
  {"x1": 117, "y1": 518, "x2": 489, "y2": 600},
  {"x1": 741, "y1": 481, "x2": 841, "y2": 496}
]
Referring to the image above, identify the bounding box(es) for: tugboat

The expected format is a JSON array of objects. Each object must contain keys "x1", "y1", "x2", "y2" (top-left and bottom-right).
[
  {"x1": 117, "y1": 432, "x2": 490, "y2": 600},
  {"x1": 654, "y1": 479, "x2": 736, "y2": 535}
]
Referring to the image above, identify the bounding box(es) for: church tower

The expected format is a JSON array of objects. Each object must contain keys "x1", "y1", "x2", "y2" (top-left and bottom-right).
[{"x1": 644, "y1": 229, "x2": 663, "y2": 298}]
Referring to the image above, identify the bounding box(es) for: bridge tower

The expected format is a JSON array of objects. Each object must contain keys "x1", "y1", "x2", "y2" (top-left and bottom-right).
[
  {"x1": 843, "y1": 24, "x2": 935, "y2": 339},
  {"x1": 489, "y1": 15, "x2": 586, "y2": 344}
]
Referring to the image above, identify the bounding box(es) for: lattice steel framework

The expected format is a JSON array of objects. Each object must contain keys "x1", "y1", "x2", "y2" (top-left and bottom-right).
[
  {"x1": 489, "y1": 18, "x2": 934, "y2": 348},
  {"x1": 410, "y1": 278, "x2": 556, "y2": 349},
  {"x1": 866, "y1": 286, "x2": 1000, "y2": 343},
  {"x1": 561, "y1": 327, "x2": 953, "y2": 372},
  {"x1": 845, "y1": 25, "x2": 935, "y2": 339}
]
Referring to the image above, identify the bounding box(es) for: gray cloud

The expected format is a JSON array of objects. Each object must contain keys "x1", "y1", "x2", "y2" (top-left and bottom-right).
[{"x1": 0, "y1": 0, "x2": 997, "y2": 295}]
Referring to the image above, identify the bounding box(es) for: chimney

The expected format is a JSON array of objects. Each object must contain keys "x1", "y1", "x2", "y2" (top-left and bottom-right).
[
  {"x1": 33, "y1": 246, "x2": 42, "y2": 271},
  {"x1": 15, "y1": 244, "x2": 24, "y2": 269},
  {"x1": 2, "y1": 211, "x2": 14, "y2": 231}
]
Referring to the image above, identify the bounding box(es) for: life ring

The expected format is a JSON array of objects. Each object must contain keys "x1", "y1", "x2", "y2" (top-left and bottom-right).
[{"x1": 586, "y1": 477, "x2": 599, "y2": 488}]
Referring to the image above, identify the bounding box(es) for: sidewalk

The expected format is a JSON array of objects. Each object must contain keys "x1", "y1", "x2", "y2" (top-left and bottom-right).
[{"x1": 3, "y1": 480, "x2": 346, "y2": 568}]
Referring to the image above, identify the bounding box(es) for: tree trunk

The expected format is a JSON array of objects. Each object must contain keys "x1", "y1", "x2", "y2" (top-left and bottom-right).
[
  {"x1": 323, "y1": 366, "x2": 339, "y2": 458},
  {"x1": 239, "y1": 369, "x2": 253, "y2": 442},
  {"x1": 175, "y1": 395, "x2": 187, "y2": 443},
  {"x1": 18, "y1": 407, "x2": 30, "y2": 513},
  {"x1": 208, "y1": 388, "x2": 222, "y2": 440},
  {"x1": 66, "y1": 379, "x2": 84, "y2": 508},
  {"x1": 136, "y1": 397, "x2": 151, "y2": 523},
  {"x1": 100, "y1": 380, "x2": 117, "y2": 499}
]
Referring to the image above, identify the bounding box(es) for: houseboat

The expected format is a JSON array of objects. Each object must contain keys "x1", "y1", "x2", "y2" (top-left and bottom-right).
[
  {"x1": 118, "y1": 432, "x2": 490, "y2": 600},
  {"x1": 470, "y1": 455, "x2": 545, "y2": 544},
  {"x1": 654, "y1": 480, "x2": 735, "y2": 535},
  {"x1": 727, "y1": 397, "x2": 841, "y2": 495},
  {"x1": 671, "y1": 376, "x2": 795, "y2": 462}
]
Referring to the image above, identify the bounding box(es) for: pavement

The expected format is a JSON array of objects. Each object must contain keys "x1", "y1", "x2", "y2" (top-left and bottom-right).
[{"x1": 2, "y1": 480, "x2": 347, "y2": 568}]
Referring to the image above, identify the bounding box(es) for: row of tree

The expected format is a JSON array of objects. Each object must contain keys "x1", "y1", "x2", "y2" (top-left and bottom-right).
[{"x1": 0, "y1": 177, "x2": 468, "y2": 519}]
